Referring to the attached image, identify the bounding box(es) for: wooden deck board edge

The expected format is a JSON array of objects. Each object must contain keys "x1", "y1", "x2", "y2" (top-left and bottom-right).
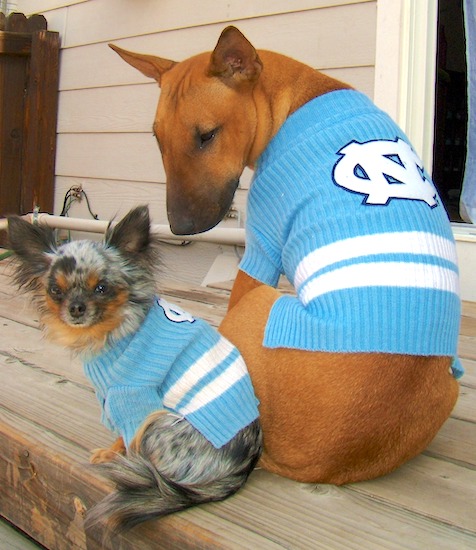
[{"x1": 0, "y1": 410, "x2": 282, "y2": 550}]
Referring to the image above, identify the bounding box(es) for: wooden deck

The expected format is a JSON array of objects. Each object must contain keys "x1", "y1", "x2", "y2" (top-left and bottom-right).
[{"x1": 0, "y1": 256, "x2": 475, "y2": 550}]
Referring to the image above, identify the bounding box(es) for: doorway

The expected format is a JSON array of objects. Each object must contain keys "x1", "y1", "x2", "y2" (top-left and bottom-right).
[{"x1": 432, "y1": 0, "x2": 468, "y2": 221}]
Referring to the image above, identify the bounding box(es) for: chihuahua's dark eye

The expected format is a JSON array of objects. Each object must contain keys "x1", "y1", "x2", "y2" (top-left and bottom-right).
[
  {"x1": 49, "y1": 284, "x2": 63, "y2": 299},
  {"x1": 94, "y1": 283, "x2": 108, "y2": 295},
  {"x1": 198, "y1": 128, "x2": 218, "y2": 149}
]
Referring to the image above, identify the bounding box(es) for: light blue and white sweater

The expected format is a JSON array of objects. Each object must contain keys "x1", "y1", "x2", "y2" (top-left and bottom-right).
[
  {"x1": 240, "y1": 89, "x2": 463, "y2": 378},
  {"x1": 83, "y1": 298, "x2": 260, "y2": 448}
]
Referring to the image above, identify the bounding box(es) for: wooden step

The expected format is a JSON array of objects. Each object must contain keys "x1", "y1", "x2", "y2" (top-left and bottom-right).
[{"x1": 1, "y1": 259, "x2": 475, "y2": 549}]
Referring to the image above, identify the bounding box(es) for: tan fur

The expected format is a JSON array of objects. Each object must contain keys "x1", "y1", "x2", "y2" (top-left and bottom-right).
[
  {"x1": 42, "y1": 289, "x2": 129, "y2": 352},
  {"x1": 109, "y1": 34, "x2": 350, "y2": 235},
  {"x1": 91, "y1": 436, "x2": 126, "y2": 464},
  {"x1": 220, "y1": 280, "x2": 458, "y2": 483},
  {"x1": 111, "y1": 27, "x2": 459, "y2": 483}
]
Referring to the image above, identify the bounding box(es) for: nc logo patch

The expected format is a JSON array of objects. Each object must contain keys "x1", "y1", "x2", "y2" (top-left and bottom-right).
[
  {"x1": 332, "y1": 138, "x2": 437, "y2": 207},
  {"x1": 158, "y1": 298, "x2": 195, "y2": 324}
]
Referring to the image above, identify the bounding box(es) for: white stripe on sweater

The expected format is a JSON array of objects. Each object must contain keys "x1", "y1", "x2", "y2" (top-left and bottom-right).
[
  {"x1": 293, "y1": 231, "x2": 458, "y2": 290},
  {"x1": 163, "y1": 337, "x2": 246, "y2": 411},
  {"x1": 299, "y1": 261, "x2": 459, "y2": 305},
  {"x1": 166, "y1": 356, "x2": 247, "y2": 416}
]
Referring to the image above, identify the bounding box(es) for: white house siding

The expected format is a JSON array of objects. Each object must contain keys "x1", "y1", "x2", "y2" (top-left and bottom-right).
[{"x1": 16, "y1": 0, "x2": 377, "y2": 284}]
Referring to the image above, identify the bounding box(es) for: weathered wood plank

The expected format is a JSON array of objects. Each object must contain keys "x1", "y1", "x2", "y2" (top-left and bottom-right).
[
  {"x1": 459, "y1": 335, "x2": 476, "y2": 361},
  {"x1": 0, "y1": 351, "x2": 109, "y2": 453},
  {"x1": 462, "y1": 300, "x2": 476, "y2": 319},
  {"x1": 0, "y1": 408, "x2": 280, "y2": 550},
  {"x1": 2, "y1": 384, "x2": 475, "y2": 550},
  {"x1": 21, "y1": 29, "x2": 59, "y2": 215},
  {"x1": 0, "y1": 32, "x2": 31, "y2": 55},
  {"x1": 161, "y1": 279, "x2": 231, "y2": 307},
  {"x1": 346, "y1": 454, "x2": 476, "y2": 534},
  {"x1": 451, "y1": 384, "x2": 476, "y2": 423},
  {"x1": 460, "y1": 313, "x2": 476, "y2": 336},
  {"x1": 0, "y1": 317, "x2": 87, "y2": 386},
  {"x1": 460, "y1": 358, "x2": 476, "y2": 388},
  {"x1": 1, "y1": 254, "x2": 476, "y2": 549},
  {"x1": 425, "y1": 417, "x2": 476, "y2": 466},
  {"x1": 210, "y1": 470, "x2": 476, "y2": 550},
  {"x1": 0, "y1": 280, "x2": 41, "y2": 328}
]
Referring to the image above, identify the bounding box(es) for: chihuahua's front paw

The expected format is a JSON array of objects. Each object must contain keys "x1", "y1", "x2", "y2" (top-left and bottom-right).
[
  {"x1": 90, "y1": 448, "x2": 119, "y2": 464},
  {"x1": 90, "y1": 437, "x2": 126, "y2": 464}
]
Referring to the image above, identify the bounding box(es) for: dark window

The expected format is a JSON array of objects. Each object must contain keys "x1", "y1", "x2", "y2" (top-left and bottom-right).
[{"x1": 433, "y1": 0, "x2": 468, "y2": 221}]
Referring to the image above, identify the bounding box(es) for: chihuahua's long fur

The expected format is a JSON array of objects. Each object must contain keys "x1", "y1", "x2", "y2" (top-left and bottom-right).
[{"x1": 8, "y1": 206, "x2": 262, "y2": 532}]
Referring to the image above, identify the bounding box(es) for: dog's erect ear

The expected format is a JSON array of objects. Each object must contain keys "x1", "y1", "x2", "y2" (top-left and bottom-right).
[
  {"x1": 106, "y1": 206, "x2": 151, "y2": 255},
  {"x1": 109, "y1": 44, "x2": 176, "y2": 85},
  {"x1": 208, "y1": 26, "x2": 263, "y2": 83},
  {"x1": 7, "y1": 217, "x2": 55, "y2": 278}
]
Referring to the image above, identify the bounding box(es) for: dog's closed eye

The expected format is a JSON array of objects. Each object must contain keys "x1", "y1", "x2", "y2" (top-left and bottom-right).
[{"x1": 198, "y1": 128, "x2": 219, "y2": 150}]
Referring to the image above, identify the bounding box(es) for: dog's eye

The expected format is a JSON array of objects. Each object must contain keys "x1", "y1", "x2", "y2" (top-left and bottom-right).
[
  {"x1": 94, "y1": 283, "x2": 108, "y2": 295},
  {"x1": 49, "y1": 284, "x2": 63, "y2": 298},
  {"x1": 198, "y1": 128, "x2": 217, "y2": 149}
]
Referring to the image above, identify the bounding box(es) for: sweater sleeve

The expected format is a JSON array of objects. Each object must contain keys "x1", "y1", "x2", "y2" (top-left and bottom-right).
[
  {"x1": 239, "y1": 224, "x2": 282, "y2": 287},
  {"x1": 104, "y1": 386, "x2": 164, "y2": 448}
]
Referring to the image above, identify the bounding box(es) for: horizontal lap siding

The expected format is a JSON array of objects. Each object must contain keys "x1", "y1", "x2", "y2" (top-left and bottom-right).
[
  {"x1": 57, "y1": 7, "x2": 376, "y2": 90},
  {"x1": 21, "y1": 0, "x2": 375, "y2": 49},
  {"x1": 17, "y1": 0, "x2": 377, "y2": 282},
  {"x1": 57, "y1": 68, "x2": 375, "y2": 134}
]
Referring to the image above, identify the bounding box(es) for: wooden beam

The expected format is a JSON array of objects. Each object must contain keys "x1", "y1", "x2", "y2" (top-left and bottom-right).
[{"x1": 0, "y1": 408, "x2": 257, "y2": 549}]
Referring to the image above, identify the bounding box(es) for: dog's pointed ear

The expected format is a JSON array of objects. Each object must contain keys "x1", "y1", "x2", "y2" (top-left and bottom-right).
[
  {"x1": 109, "y1": 44, "x2": 176, "y2": 85},
  {"x1": 106, "y1": 206, "x2": 152, "y2": 255},
  {"x1": 208, "y1": 26, "x2": 262, "y2": 83},
  {"x1": 7, "y1": 217, "x2": 55, "y2": 277}
]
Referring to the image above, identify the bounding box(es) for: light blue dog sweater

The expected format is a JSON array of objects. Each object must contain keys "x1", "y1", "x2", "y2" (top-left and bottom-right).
[
  {"x1": 240, "y1": 89, "x2": 463, "y2": 378},
  {"x1": 83, "y1": 298, "x2": 260, "y2": 448}
]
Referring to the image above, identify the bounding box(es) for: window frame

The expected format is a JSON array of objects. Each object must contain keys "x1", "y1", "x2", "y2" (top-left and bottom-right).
[{"x1": 374, "y1": 0, "x2": 438, "y2": 171}]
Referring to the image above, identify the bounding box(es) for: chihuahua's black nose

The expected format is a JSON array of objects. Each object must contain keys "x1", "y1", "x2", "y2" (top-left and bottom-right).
[{"x1": 69, "y1": 301, "x2": 87, "y2": 318}]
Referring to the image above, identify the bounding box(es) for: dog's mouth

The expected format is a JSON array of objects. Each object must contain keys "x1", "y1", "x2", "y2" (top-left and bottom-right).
[
  {"x1": 66, "y1": 317, "x2": 94, "y2": 327},
  {"x1": 63, "y1": 315, "x2": 97, "y2": 328},
  {"x1": 168, "y1": 177, "x2": 239, "y2": 235}
]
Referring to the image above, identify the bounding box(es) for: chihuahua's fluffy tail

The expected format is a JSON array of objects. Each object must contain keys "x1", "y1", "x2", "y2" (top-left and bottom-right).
[{"x1": 86, "y1": 413, "x2": 262, "y2": 533}]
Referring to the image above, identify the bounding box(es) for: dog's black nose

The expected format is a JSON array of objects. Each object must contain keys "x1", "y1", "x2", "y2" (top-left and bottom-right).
[
  {"x1": 69, "y1": 301, "x2": 87, "y2": 318},
  {"x1": 167, "y1": 207, "x2": 197, "y2": 235}
]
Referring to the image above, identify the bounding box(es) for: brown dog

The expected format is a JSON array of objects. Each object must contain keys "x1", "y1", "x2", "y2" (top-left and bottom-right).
[{"x1": 110, "y1": 27, "x2": 461, "y2": 484}]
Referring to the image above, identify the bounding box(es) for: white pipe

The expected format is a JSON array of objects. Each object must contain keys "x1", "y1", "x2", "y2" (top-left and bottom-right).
[{"x1": 0, "y1": 213, "x2": 246, "y2": 246}]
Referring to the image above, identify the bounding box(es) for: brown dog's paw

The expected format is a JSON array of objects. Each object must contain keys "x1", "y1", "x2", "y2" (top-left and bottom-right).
[{"x1": 90, "y1": 437, "x2": 126, "y2": 464}]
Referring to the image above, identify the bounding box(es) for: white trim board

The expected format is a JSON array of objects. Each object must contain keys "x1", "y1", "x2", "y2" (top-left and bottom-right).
[{"x1": 374, "y1": 0, "x2": 438, "y2": 171}]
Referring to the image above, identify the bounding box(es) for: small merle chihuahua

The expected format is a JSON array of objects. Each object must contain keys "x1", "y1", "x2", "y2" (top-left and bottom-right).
[{"x1": 8, "y1": 206, "x2": 262, "y2": 532}]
